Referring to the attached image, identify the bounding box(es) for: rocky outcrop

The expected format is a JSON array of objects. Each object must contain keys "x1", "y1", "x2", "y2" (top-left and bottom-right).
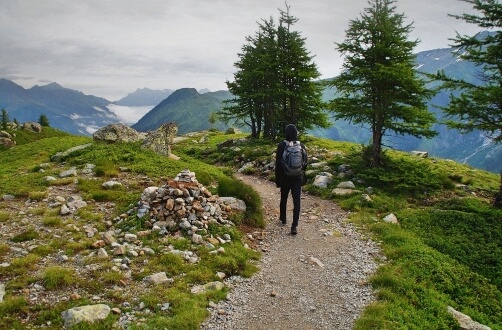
[
  {"x1": 93, "y1": 123, "x2": 142, "y2": 143},
  {"x1": 22, "y1": 122, "x2": 42, "y2": 133},
  {"x1": 0, "y1": 131, "x2": 16, "y2": 148},
  {"x1": 140, "y1": 122, "x2": 178, "y2": 156}
]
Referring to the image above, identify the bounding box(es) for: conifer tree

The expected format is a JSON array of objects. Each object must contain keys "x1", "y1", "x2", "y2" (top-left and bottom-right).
[
  {"x1": 221, "y1": 5, "x2": 328, "y2": 139},
  {"x1": 39, "y1": 114, "x2": 50, "y2": 127},
  {"x1": 1, "y1": 108, "x2": 8, "y2": 130},
  {"x1": 330, "y1": 0, "x2": 436, "y2": 166},
  {"x1": 437, "y1": 0, "x2": 502, "y2": 205},
  {"x1": 276, "y1": 5, "x2": 329, "y2": 138}
]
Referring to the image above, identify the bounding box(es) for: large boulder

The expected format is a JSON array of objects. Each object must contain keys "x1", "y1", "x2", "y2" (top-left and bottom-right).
[
  {"x1": 0, "y1": 131, "x2": 15, "y2": 147},
  {"x1": 93, "y1": 123, "x2": 142, "y2": 143},
  {"x1": 141, "y1": 122, "x2": 178, "y2": 156},
  {"x1": 22, "y1": 122, "x2": 42, "y2": 133}
]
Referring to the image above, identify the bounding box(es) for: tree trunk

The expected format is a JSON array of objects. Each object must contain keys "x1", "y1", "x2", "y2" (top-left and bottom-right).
[
  {"x1": 495, "y1": 171, "x2": 502, "y2": 208},
  {"x1": 371, "y1": 129, "x2": 383, "y2": 167}
]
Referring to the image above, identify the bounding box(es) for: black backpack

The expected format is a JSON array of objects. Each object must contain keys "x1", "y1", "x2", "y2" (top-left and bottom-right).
[{"x1": 281, "y1": 141, "x2": 306, "y2": 176}]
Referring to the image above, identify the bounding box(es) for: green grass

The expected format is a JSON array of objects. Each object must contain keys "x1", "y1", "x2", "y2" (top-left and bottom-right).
[
  {"x1": 10, "y1": 228, "x2": 39, "y2": 242},
  {"x1": 0, "y1": 132, "x2": 91, "y2": 196},
  {"x1": 42, "y1": 266, "x2": 77, "y2": 290},
  {"x1": 397, "y1": 198, "x2": 502, "y2": 290},
  {"x1": 0, "y1": 211, "x2": 10, "y2": 222},
  {"x1": 217, "y1": 176, "x2": 264, "y2": 228},
  {"x1": 1, "y1": 129, "x2": 500, "y2": 329}
]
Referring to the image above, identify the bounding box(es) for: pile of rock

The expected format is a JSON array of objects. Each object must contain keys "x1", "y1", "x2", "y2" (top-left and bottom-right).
[{"x1": 117, "y1": 169, "x2": 245, "y2": 246}]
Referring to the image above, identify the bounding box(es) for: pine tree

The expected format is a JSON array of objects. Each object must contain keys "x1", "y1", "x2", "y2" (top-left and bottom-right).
[
  {"x1": 330, "y1": 0, "x2": 436, "y2": 166},
  {"x1": 1, "y1": 109, "x2": 8, "y2": 130},
  {"x1": 221, "y1": 5, "x2": 328, "y2": 139},
  {"x1": 437, "y1": 0, "x2": 502, "y2": 205},
  {"x1": 276, "y1": 5, "x2": 329, "y2": 138},
  {"x1": 39, "y1": 114, "x2": 50, "y2": 127},
  {"x1": 208, "y1": 111, "x2": 219, "y2": 130},
  {"x1": 220, "y1": 18, "x2": 279, "y2": 138}
]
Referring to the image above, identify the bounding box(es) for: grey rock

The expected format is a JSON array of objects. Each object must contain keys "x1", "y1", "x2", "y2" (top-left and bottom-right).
[
  {"x1": 411, "y1": 150, "x2": 428, "y2": 158},
  {"x1": 191, "y1": 281, "x2": 225, "y2": 294},
  {"x1": 447, "y1": 306, "x2": 491, "y2": 330},
  {"x1": 2, "y1": 194, "x2": 15, "y2": 201},
  {"x1": 97, "y1": 248, "x2": 109, "y2": 258},
  {"x1": 102, "y1": 180, "x2": 123, "y2": 189},
  {"x1": 140, "y1": 122, "x2": 178, "y2": 156},
  {"x1": 310, "y1": 162, "x2": 328, "y2": 168},
  {"x1": 59, "y1": 168, "x2": 77, "y2": 178},
  {"x1": 337, "y1": 181, "x2": 356, "y2": 189},
  {"x1": 383, "y1": 213, "x2": 399, "y2": 224},
  {"x1": 22, "y1": 122, "x2": 42, "y2": 133},
  {"x1": 51, "y1": 143, "x2": 93, "y2": 162},
  {"x1": 124, "y1": 233, "x2": 137, "y2": 243},
  {"x1": 61, "y1": 304, "x2": 111, "y2": 328},
  {"x1": 92, "y1": 123, "x2": 142, "y2": 143},
  {"x1": 0, "y1": 283, "x2": 5, "y2": 302},
  {"x1": 218, "y1": 197, "x2": 246, "y2": 212},
  {"x1": 143, "y1": 272, "x2": 174, "y2": 285},
  {"x1": 313, "y1": 173, "x2": 333, "y2": 188},
  {"x1": 60, "y1": 204, "x2": 71, "y2": 216}
]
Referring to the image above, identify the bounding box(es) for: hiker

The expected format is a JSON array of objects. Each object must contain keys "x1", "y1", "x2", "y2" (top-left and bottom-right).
[{"x1": 275, "y1": 124, "x2": 308, "y2": 235}]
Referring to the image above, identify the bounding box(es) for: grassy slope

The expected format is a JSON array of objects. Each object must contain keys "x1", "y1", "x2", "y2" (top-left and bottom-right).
[
  {"x1": 1, "y1": 128, "x2": 501, "y2": 329},
  {"x1": 182, "y1": 133, "x2": 502, "y2": 329},
  {"x1": 0, "y1": 128, "x2": 263, "y2": 329}
]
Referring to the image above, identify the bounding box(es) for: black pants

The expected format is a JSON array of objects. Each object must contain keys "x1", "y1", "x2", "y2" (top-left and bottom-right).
[{"x1": 280, "y1": 176, "x2": 302, "y2": 228}]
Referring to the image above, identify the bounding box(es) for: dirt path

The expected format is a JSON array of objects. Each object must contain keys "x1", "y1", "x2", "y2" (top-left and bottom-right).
[{"x1": 201, "y1": 174, "x2": 381, "y2": 330}]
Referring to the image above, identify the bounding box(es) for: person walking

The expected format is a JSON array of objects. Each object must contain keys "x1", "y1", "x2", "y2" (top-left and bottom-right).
[{"x1": 275, "y1": 124, "x2": 308, "y2": 235}]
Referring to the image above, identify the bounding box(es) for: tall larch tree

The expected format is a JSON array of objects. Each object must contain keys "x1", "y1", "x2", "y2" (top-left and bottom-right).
[
  {"x1": 437, "y1": 0, "x2": 502, "y2": 205},
  {"x1": 221, "y1": 5, "x2": 329, "y2": 139},
  {"x1": 220, "y1": 18, "x2": 279, "y2": 138},
  {"x1": 275, "y1": 5, "x2": 329, "y2": 139},
  {"x1": 330, "y1": 0, "x2": 436, "y2": 166}
]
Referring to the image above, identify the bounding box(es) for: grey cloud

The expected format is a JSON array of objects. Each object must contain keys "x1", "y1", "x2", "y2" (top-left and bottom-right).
[{"x1": 0, "y1": 0, "x2": 484, "y2": 100}]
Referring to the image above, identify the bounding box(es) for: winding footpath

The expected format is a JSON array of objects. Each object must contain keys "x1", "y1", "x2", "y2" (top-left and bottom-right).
[{"x1": 201, "y1": 174, "x2": 381, "y2": 330}]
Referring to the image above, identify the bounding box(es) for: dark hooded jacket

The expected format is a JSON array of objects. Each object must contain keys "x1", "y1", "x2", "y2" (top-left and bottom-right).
[{"x1": 275, "y1": 124, "x2": 308, "y2": 187}]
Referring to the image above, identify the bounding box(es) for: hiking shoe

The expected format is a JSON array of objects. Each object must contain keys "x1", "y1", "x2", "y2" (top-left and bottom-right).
[{"x1": 291, "y1": 227, "x2": 297, "y2": 235}]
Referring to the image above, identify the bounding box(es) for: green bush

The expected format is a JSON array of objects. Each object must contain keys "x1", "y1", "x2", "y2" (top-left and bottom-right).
[{"x1": 217, "y1": 176, "x2": 264, "y2": 228}]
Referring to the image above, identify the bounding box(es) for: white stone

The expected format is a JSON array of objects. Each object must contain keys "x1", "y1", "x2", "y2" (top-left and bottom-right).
[
  {"x1": 124, "y1": 233, "x2": 137, "y2": 243},
  {"x1": 309, "y1": 257, "x2": 325, "y2": 268},
  {"x1": 383, "y1": 213, "x2": 399, "y2": 224},
  {"x1": 313, "y1": 174, "x2": 333, "y2": 188},
  {"x1": 337, "y1": 181, "x2": 356, "y2": 189},
  {"x1": 102, "y1": 181, "x2": 123, "y2": 188},
  {"x1": 60, "y1": 204, "x2": 71, "y2": 215},
  {"x1": 143, "y1": 272, "x2": 174, "y2": 285}
]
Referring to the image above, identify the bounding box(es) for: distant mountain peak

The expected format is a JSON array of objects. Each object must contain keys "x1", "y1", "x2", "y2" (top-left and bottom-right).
[
  {"x1": 114, "y1": 87, "x2": 175, "y2": 106},
  {"x1": 33, "y1": 82, "x2": 64, "y2": 90}
]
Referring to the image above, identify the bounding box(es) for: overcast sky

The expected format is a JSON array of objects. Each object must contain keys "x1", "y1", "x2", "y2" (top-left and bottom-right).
[{"x1": 0, "y1": 0, "x2": 483, "y2": 101}]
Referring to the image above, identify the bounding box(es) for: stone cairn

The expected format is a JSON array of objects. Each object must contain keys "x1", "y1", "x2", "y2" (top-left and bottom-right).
[{"x1": 125, "y1": 169, "x2": 243, "y2": 246}]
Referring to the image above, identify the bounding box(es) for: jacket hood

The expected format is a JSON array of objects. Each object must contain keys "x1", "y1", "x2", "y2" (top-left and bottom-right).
[{"x1": 284, "y1": 124, "x2": 298, "y2": 141}]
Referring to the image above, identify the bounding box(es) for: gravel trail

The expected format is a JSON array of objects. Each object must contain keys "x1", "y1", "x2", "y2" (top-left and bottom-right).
[{"x1": 201, "y1": 174, "x2": 381, "y2": 330}]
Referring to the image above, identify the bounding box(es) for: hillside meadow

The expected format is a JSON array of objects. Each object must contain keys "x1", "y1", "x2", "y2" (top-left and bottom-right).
[{"x1": 0, "y1": 127, "x2": 500, "y2": 329}]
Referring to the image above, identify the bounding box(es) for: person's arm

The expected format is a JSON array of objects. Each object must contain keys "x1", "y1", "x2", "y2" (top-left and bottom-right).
[{"x1": 301, "y1": 143, "x2": 308, "y2": 170}]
